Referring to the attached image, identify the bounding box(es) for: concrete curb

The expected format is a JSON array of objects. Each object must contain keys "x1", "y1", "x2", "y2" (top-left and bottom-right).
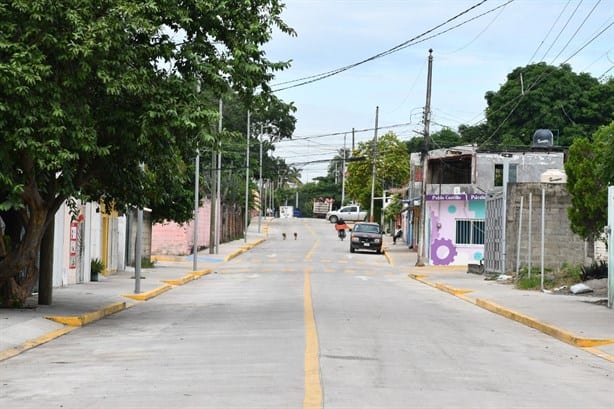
[
  {"x1": 0, "y1": 326, "x2": 77, "y2": 362},
  {"x1": 123, "y1": 284, "x2": 173, "y2": 301},
  {"x1": 1, "y1": 237, "x2": 260, "y2": 362},
  {"x1": 151, "y1": 255, "x2": 187, "y2": 262},
  {"x1": 224, "y1": 239, "x2": 265, "y2": 262},
  {"x1": 383, "y1": 248, "x2": 393, "y2": 266},
  {"x1": 162, "y1": 269, "x2": 212, "y2": 286},
  {"x1": 1, "y1": 301, "x2": 130, "y2": 362},
  {"x1": 46, "y1": 301, "x2": 129, "y2": 327},
  {"x1": 408, "y1": 273, "x2": 614, "y2": 358},
  {"x1": 475, "y1": 298, "x2": 614, "y2": 348}
]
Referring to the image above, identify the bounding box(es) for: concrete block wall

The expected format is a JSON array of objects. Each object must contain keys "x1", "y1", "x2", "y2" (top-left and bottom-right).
[
  {"x1": 505, "y1": 183, "x2": 586, "y2": 273},
  {"x1": 151, "y1": 200, "x2": 212, "y2": 256}
]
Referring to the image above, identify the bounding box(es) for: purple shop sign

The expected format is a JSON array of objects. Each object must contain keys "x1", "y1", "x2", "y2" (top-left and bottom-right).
[{"x1": 426, "y1": 193, "x2": 486, "y2": 201}]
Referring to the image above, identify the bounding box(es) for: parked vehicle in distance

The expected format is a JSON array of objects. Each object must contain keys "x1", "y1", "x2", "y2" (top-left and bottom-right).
[
  {"x1": 349, "y1": 222, "x2": 383, "y2": 254},
  {"x1": 313, "y1": 199, "x2": 333, "y2": 218},
  {"x1": 326, "y1": 205, "x2": 367, "y2": 223}
]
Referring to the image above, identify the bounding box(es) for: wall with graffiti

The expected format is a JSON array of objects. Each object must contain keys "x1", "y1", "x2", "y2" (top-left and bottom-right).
[{"x1": 426, "y1": 194, "x2": 486, "y2": 266}]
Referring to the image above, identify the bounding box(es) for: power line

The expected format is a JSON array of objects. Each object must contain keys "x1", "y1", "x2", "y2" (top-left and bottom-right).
[
  {"x1": 548, "y1": 0, "x2": 603, "y2": 65},
  {"x1": 527, "y1": 0, "x2": 571, "y2": 64},
  {"x1": 271, "y1": 1, "x2": 516, "y2": 92},
  {"x1": 477, "y1": 17, "x2": 614, "y2": 148}
]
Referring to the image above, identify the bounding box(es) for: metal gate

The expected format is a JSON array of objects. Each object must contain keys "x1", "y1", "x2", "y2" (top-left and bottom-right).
[{"x1": 484, "y1": 193, "x2": 504, "y2": 273}]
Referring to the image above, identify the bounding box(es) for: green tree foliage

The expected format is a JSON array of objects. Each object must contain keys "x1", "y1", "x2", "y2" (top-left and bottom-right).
[
  {"x1": 197, "y1": 91, "x2": 297, "y2": 215},
  {"x1": 383, "y1": 193, "x2": 403, "y2": 226},
  {"x1": 405, "y1": 128, "x2": 462, "y2": 154},
  {"x1": 0, "y1": 0, "x2": 294, "y2": 306},
  {"x1": 565, "y1": 121, "x2": 614, "y2": 241},
  {"x1": 345, "y1": 132, "x2": 410, "y2": 217},
  {"x1": 459, "y1": 63, "x2": 614, "y2": 148},
  {"x1": 326, "y1": 148, "x2": 351, "y2": 186}
]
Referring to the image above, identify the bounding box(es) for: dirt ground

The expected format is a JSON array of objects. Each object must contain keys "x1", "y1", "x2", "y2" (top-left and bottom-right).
[{"x1": 553, "y1": 278, "x2": 609, "y2": 299}]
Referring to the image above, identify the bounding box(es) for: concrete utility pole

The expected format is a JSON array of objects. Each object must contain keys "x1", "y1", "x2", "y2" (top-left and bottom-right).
[
  {"x1": 245, "y1": 110, "x2": 251, "y2": 243},
  {"x1": 416, "y1": 49, "x2": 433, "y2": 267},
  {"x1": 209, "y1": 98, "x2": 222, "y2": 254},
  {"x1": 192, "y1": 150, "x2": 199, "y2": 272},
  {"x1": 258, "y1": 124, "x2": 263, "y2": 233},
  {"x1": 136, "y1": 162, "x2": 145, "y2": 292},
  {"x1": 215, "y1": 98, "x2": 222, "y2": 254},
  {"x1": 341, "y1": 133, "x2": 347, "y2": 205},
  {"x1": 369, "y1": 106, "x2": 379, "y2": 222}
]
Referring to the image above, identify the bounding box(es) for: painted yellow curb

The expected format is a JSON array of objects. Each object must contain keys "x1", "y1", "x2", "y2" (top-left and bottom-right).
[
  {"x1": 582, "y1": 347, "x2": 614, "y2": 363},
  {"x1": 434, "y1": 282, "x2": 474, "y2": 296},
  {"x1": 475, "y1": 298, "x2": 614, "y2": 348},
  {"x1": 123, "y1": 284, "x2": 172, "y2": 301},
  {"x1": 383, "y1": 248, "x2": 393, "y2": 266},
  {"x1": 46, "y1": 301, "x2": 128, "y2": 327},
  {"x1": 151, "y1": 255, "x2": 187, "y2": 262},
  {"x1": 224, "y1": 239, "x2": 265, "y2": 261},
  {"x1": 190, "y1": 269, "x2": 212, "y2": 278},
  {"x1": 163, "y1": 274, "x2": 196, "y2": 286},
  {"x1": 163, "y1": 269, "x2": 213, "y2": 285},
  {"x1": 0, "y1": 326, "x2": 77, "y2": 362}
]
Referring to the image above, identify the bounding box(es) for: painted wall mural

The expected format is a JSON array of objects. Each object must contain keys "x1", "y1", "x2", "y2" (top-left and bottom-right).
[{"x1": 426, "y1": 194, "x2": 486, "y2": 266}]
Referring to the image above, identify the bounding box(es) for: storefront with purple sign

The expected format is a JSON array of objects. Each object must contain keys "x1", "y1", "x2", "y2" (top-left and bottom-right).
[{"x1": 425, "y1": 193, "x2": 486, "y2": 266}]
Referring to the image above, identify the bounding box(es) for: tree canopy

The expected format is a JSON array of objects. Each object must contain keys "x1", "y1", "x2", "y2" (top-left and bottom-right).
[
  {"x1": 345, "y1": 132, "x2": 410, "y2": 217},
  {"x1": 565, "y1": 120, "x2": 614, "y2": 241},
  {"x1": 0, "y1": 0, "x2": 295, "y2": 306},
  {"x1": 459, "y1": 63, "x2": 614, "y2": 148}
]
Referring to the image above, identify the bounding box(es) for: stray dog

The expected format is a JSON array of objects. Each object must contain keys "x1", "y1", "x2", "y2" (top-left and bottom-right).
[
  {"x1": 293, "y1": 232, "x2": 298, "y2": 240},
  {"x1": 282, "y1": 233, "x2": 286, "y2": 240}
]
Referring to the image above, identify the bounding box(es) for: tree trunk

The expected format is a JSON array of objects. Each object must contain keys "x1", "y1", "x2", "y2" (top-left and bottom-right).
[
  {"x1": 38, "y1": 218, "x2": 55, "y2": 305},
  {"x1": 0, "y1": 203, "x2": 49, "y2": 308}
]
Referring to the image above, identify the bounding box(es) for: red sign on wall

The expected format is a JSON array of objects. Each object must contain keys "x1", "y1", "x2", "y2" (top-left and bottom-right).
[{"x1": 69, "y1": 221, "x2": 78, "y2": 269}]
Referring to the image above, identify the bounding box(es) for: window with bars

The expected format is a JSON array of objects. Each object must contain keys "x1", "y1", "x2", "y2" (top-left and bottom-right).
[{"x1": 455, "y1": 220, "x2": 485, "y2": 245}]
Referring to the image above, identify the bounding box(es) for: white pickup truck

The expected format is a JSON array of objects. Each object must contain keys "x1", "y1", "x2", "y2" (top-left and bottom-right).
[{"x1": 326, "y1": 205, "x2": 368, "y2": 223}]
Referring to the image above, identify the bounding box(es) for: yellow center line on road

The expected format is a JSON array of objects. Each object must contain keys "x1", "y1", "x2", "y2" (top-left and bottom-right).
[
  {"x1": 303, "y1": 266, "x2": 322, "y2": 409},
  {"x1": 303, "y1": 236, "x2": 322, "y2": 409}
]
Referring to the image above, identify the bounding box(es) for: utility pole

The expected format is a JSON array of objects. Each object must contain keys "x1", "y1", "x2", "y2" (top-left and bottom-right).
[
  {"x1": 258, "y1": 124, "x2": 263, "y2": 233},
  {"x1": 136, "y1": 162, "x2": 145, "y2": 292},
  {"x1": 244, "y1": 110, "x2": 250, "y2": 243},
  {"x1": 209, "y1": 98, "x2": 222, "y2": 254},
  {"x1": 416, "y1": 49, "x2": 433, "y2": 267},
  {"x1": 215, "y1": 100, "x2": 222, "y2": 254},
  {"x1": 192, "y1": 150, "x2": 199, "y2": 272},
  {"x1": 341, "y1": 133, "x2": 346, "y2": 205},
  {"x1": 369, "y1": 107, "x2": 379, "y2": 222}
]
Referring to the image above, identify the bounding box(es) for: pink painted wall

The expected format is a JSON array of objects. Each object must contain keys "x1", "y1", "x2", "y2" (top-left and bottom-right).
[{"x1": 151, "y1": 201, "x2": 212, "y2": 255}]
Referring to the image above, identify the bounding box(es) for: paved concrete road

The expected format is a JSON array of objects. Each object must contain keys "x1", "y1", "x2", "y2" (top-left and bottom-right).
[{"x1": 1, "y1": 218, "x2": 612, "y2": 409}]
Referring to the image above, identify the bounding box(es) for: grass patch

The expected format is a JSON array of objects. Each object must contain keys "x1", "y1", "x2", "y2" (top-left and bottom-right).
[{"x1": 515, "y1": 263, "x2": 587, "y2": 291}]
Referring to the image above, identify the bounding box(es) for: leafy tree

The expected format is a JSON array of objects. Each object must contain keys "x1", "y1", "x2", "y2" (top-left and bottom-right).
[
  {"x1": 406, "y1": 128, "x2": 462, "y2": 154},
  {"x1": 430, "y1": 128, "x2": 463, "y2": 149},
  {"x1": 383, "y1": 193, "x2": 403, "y2": 226},
  {"x1": 0, "y1": 0, "x2": 294, "y2": 306},
  {"x1": 345, "y1": 132, "x2": 410, "y2": 219},
  {"x1": 565, "y1": 120, "x2": 614, "y2": 242},
  {"x1": 326, "y1": 148, "x2": 352, "y2": 184},
  {"x1": 477, "y1": 63, "x2": 614, "y2": 148}
]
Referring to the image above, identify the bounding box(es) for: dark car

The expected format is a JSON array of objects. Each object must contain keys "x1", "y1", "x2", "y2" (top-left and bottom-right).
[{"x1": 349, "y1": 222, "x2": 383, "y2": 254}]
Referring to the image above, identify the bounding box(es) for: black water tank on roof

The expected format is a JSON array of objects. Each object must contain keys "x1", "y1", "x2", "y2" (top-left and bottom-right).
[{"x1": 532, "y1": 129, "x2": 553, "y2": 147}]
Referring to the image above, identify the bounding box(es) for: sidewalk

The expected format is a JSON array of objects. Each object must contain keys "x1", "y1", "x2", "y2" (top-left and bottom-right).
[
  {"x1": 1, "y1": 220, "x2": 613, "y2": 363},
  {"x1": 382, "y1": 234, "x2": 614, "y2": 362},
  {"x1": 0, "y1": 222, "x2": 268, "y2": 362}
]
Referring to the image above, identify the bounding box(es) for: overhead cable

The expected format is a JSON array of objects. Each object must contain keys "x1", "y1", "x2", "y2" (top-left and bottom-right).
[{"x1": 272, "y1": 0, "x2": 517, "y2": 92}]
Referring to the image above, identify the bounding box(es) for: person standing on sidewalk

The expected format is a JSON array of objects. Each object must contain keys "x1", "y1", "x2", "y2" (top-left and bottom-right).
[{"x1": 392, "y1": 224, "x2": 403, "y2": 245}]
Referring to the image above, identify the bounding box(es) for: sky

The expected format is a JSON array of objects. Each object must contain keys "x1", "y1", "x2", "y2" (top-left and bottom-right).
[{"x1": 263, "y1": 0, "x2": 614, "y2": 182}]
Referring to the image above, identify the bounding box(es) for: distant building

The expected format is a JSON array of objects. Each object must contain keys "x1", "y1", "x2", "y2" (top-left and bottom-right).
[{"x1": 405, "y1": 145, "x2": 589, "y2": 271}]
